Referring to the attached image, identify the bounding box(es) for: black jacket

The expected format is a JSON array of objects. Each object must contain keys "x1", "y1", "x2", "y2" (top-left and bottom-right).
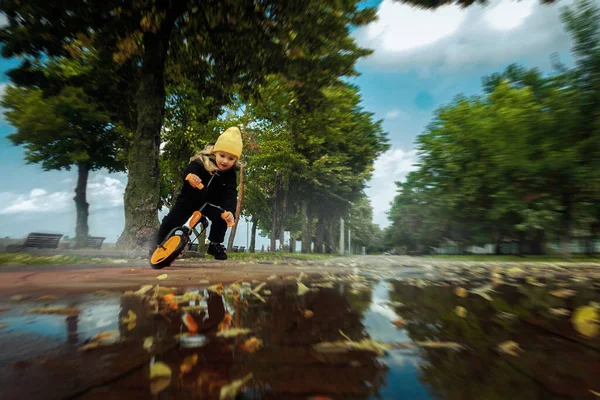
[{"x1": 172, "y1": 158, "x2": 238, "y2": 215}]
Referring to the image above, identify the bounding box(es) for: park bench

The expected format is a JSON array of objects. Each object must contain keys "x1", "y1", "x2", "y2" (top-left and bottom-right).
[
  {"x1": 6, "y1": 232, "x2": 63, "y2": 252},
  {"x1": 232, "y1": 246, "x2": 239, "y2": 252},
  {"x1": 239, "y1": 246, "x2": 246, "y2": 253},
  {"x1": 86, "y1": 236, "x2": 106, "y2": 249}
]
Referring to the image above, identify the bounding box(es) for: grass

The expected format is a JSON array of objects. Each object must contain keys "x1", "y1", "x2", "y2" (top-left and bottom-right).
[
  {"x1": 224, "y1": 252, "x2": 341, "y2": 261},
  {"x1": 0, "y1": 253, "x2": 117, "y2": 265},
  {"x1": 422, "y1": 254, "x2": 600, "y2": 263}
]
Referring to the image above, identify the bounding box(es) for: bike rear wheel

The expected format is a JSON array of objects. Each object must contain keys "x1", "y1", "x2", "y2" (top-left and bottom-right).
[{"x1": 150, "y1": 234, "x2": 187, "y2": 269}]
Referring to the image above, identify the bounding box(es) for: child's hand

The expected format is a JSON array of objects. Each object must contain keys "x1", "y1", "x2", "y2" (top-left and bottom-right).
[
  {"x1": 221, "y1": 211, "x2": 235, "y2": 226},
  {"x1": 185, "y1": 173, "x2": 204, "y2": 190}
]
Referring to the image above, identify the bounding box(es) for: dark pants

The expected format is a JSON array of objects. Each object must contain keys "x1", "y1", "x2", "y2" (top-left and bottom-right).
[{"x1": 157, "y1": 205, "x2": 228, "y2": 246}]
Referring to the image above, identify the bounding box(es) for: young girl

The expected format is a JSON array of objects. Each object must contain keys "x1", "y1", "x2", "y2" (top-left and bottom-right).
[{"x1": 156, "y1": 127, "x2": 242, "y2": 260}]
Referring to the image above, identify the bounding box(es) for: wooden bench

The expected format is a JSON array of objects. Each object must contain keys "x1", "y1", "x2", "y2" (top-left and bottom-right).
[
  {"x1": 239, "y1": 246, "x2": 246, "y2": 253},
  {"x1": 86, "y1": 236, "x2": 106, "y2": 249},
  {"x1": 6, "y1": 232, "x2": 63, "y2": 252}
]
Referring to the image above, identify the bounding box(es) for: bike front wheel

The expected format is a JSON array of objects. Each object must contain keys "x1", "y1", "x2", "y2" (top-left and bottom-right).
[{"x1": 150, "y1": 234, "x2": 187, "y2": 269}]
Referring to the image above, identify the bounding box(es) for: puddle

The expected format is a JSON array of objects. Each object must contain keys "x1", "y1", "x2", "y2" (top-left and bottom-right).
[{"x1": 0, "y1": 268, "x2": 599, "y2": 399}]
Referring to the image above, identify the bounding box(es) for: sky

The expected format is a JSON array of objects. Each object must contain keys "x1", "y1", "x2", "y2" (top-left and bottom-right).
[{"x1": 0, "y1": 0, "x2": 584, "y2": 247}]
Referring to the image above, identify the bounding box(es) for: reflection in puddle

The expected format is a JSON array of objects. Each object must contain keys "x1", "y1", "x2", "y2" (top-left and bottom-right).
[{"x1": 0, "y1": 267, "x2": 599, "y2": 399}]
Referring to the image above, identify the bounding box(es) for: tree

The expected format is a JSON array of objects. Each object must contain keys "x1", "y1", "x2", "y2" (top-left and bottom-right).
[
  {"x1": 2, "y1": 83, "x2": 126, "y2": 248},
  {"x1": 0, "y1": 0, "x2": 378, "y2": 249}
]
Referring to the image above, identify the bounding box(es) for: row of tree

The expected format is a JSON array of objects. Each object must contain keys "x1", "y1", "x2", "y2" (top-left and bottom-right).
[
  {"x1": 385, "y1": 0, "x2": 600, "y2": 255},
  {"x1": 1, "y1": 0, "x2": 397, "y2": 251}
]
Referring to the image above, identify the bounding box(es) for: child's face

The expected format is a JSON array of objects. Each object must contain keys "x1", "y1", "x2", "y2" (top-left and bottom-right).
[{"x1": 214, "y1": 151, "x2": 237, "y2": 171}]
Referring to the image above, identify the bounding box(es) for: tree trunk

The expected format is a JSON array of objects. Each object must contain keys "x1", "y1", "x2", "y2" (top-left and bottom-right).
[
  {"x1": 270, "y1": 171, "x2": 282, "y2": 252},
  {"x1": 250, "y1": 216, "x2": 258, "y2": 253},
  {"x1": 117, "y1": 35, "x2": 169, "y2": 250},
  {"x1": 327, "y1": 218, "x2": 336, "y2": 254},
  {"x1": 531, "y1": 230, "x2": 545, "y2": 255},
  {"x1": 313, "y1": 212, "x2": 326, "y2": 254},
  {"x1": 279, "y1": 176, "x2": 289, "y2": 251},
  {"x1": 289, "y1": 233, "x2": 295, "y2": 253},
  {"x1": 560, "y1": 196, "x2": 573, "y2": 258},
  {"x1": 227, "y1": 165, "x2": 245, "y2": 251},
  {"x1": 73, "y1": 162, "x2": 90, "y2": 249},
  {"x1": 301, "y1": 200, "x2": 313, "y2": 253}
]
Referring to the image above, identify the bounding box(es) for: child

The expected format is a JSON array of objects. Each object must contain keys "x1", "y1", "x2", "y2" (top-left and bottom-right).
[{"x1": 156, "y1": 127, "x2": 242, "y2": 260}]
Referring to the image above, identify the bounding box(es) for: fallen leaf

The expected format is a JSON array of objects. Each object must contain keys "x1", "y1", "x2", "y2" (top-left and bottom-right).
[
  {"x1": 590, "y1": 389, "x2": 600, "y2": 398},
  {"x1": 415, "y1": 341, "x2": 463, "y2": 350},
  {"x1": 37, "y1": 295, "x2": 58, "y2": 302},
  {"x1": 180, "y1": 354, "x2": 198, "y2": 375},
  {"x1": 384, "y1": 301, "x2": 404, "y2": 308},
  {"x1": 241, "y1": 282, "x2": 251, "y2": 287},
  {"x1": 551, "y1": 289, "x2": 576, "y2": 299},
  {"x1": 526, "y1": 277, "x2": 546, "y2": 287},
  {"x1": 311, "y1": 282, "x2": 335, "y2": 289},
  {"x1": 127, "y1": 321, "x2": 137, "y2": 331},
  {"x1": 183, "y1": 313, "x2": 198, "y2": 334},
  {"x1": 219, "y1": 373, "x2": 253, "y2": 400},
  {"x1": 297, "y1": 282, "x2": 310, "y2": 296},
  {"x1": 150, "y1": 361, "x2": 172, "y2": 395},
  {"x1": 182, "y1": 292, "x2": 202, "y2": 302},
  {"x1": 143, "y1": 337, "x2": 154, "y2": 351},
  {"x1": 303, "y1": 310, "x2": 314, "y2": 318},
  {"x1": 498, "y1": 340, "x2": 523, "y2": 357},
  {"x1": 572, "y1": 305, "x2": 599, "y2": 338},
  {"x1": 262, "y1": 290, "x2": 272, "y2": 295},
  {"x1": 240, "y1": 337, "x2": 262, "y2": 354},
  {"x1": 207, "y1": 283, "x2": 223, "y2": 295},
  {"x1": 455, "y1": 306, "x2": 467, "y2": 318},
  {"x1": 134, "y1": 285, "x2": 154, "y2": 296},
  {"x1": 216, "y1": 328, "x2": 252, "y2": 338},
  {"x1": 454, "y1": 287, "x2": 468, "y2": 298},
  {"x1": 198, "y1": 279, "x2": 210, "y2": 284},
  {"x1": 93, "y1": 331, "x2": 119, "y2": 342},
  {"x1": 156, "y1": 274, "x2": 168, "y2": 280},
  {"x1": 94, "y1": 290, "x2": 110, "y2": 296},
  {"x1": 181, "y1": 305, "x2": 203, "y2": 312},
  {"x1": 122, "y1": 310, "x2": 137, "y2": 324},
  {"x1": 313, "y1": 339, "x2": 390, "y2": 356},
  {"x1": 549, "y1": 308, "x2": 571, "y2": 317},
  {"x1": 251, "y1": 282, "x2": 266, "y2": 294},
  {"x1": 267, "y1": 275, "x2": 277, "y2": 280},
  {"x1": 27, "y1": 307, "x2": 80, "y2": 316},
  {"x1": 10, "y1": 295, "x2": 28, "y2": 302},
  {"x1": 80, "y1": 342, "x2": 101, "y2": 351},
  {"x1": 471, "y1": 284, "x2": 495, "y2": 301},
  {"x1": 392, "y1": 319, "x2": 406, "y2": 328}
]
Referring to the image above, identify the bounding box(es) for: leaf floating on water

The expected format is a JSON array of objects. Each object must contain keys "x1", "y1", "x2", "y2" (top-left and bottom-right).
[
  {"x1": 297, "y1": 282, "x2": 310, "y2": 296},
  {"x1": 180, "y1": 354, "x2": 198, "y2": 375},
  {"x1": 551, "y1": 289, "x2": 576, "y2": 299},
  {"x1": 572, "y1": 306, "x2": 599, "y2": 338},
  {"x1": 156, "y1": 274, "x2": 168, "y2": 280},
  {"x1": 143, "y1": 337, "x2": 154, "y2": 352},
  {"x1": 313, "y1": 339, "x2": 390, "y2": 356},
  {"x1": 454, "y1": 287, "x2": 468, "y2": 298},
  {"x1": 37, "y1": 295, "x2": 58, "y2": 302},
  {"x1": 134, "y1": 285, "x2": 154, "y2": 296},
  {"x1": 27, "y1": 307, "x2": 80, "y2": 316},
  {"x1": 392, "y1": 319, "x2": 406, "y2": 328},
  {"x1": 498, "y1": 340, "x2": 523, "y2": 357},
  {"x1": 549, "y1": 308, "x2": 571, "y2": 317},
  {"x1": 240, "y1": 337, "x2": 262, "y2": 354},
  {"x1": 150, "y1": 361, "x2": 172, "y2": 395},
  {"x1": 219, "y1": 373, "x2": 253, "y2": 400},
  {"x1": 455, "y1": 306, "x2": 467, "y2": 318},
  {"x1": 216, "y1": 328, "x2": 252, "y2": 338},
  {"x1": 207, "y1": 283, "x2": 223, "y2": 295}
]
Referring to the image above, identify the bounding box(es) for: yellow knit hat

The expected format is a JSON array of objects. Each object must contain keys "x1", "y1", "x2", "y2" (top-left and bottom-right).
[{"x1": 213, "y1": 127, "x2": 243, "y2": 158}]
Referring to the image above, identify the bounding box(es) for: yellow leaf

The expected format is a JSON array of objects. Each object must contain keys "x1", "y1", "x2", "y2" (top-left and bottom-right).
[
  {"x1": 122, "y1": 310, "x2": 137, "y2": 324},
  {"x1": 454, "y1": 287, "x2": 468, "y2": 298},
  {"x1": 180, "y1": 354, "x2": 198, "y2": 374},
  {"x1": 150, "y1": 361, "x2": 172, "y2": 379},
  {"x1": 216, "y1": 328, "x2": 252, "y2": 338},
  {"x1": 455, "y1": 306, "x2": 467, "y2": 318},
  {"x1": 297, "y1": 282, "x2": 310, "y2": 296},
  {"x1": 134, "y1": 285, "x2": 154, "y2": 296},
  {"x1": 498, "y1": 340, "x2": 523, "y2": 357},
  {"x1": 392, "y1": 318, "x2": 405, "y2": 328},
  {"x1": 127, "y1": 321, "x2": 137, "y2": 331},
  {"x1": 198, "y1": 279, "x2": 210, "y2": 284},
  {"x1": 572, "y1": 306, "x2": 599, "y2": 338},
  {"x1": 207, "y1": 283, "x2": 223, "y2": 295},
  {"x1": 37, "y1": 295, "x2": 58, "y2": 301},
  {"x1": 303, "y1": 310, "x2": 314, "y2": 318},
  {"x1": 551, "y1": 289, "x2": 576, "y2": 299},
  {"x1": 10, "y1": 295, "x2": 28, "y2": 302},
  {"x1": 219, "y1": 373, "x2": 253, "y2": 400},
  {"x1": 156, "y1": 274, "x2": 168, "y2": 280},
  {"x1": 143, "y1": 337, "x2": 154, "y2": 351},
  {"x1": 240, "y1": 337, "x2": 262, "y2": 353},
  {"x1": 267, "y1": 275, "x2": 277, "y2": 280}
]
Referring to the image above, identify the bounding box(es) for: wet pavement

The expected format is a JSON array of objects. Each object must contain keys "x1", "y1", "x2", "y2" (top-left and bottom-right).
[{"x1": 1, "y1": 259, "x2": 600, "y2": 399}]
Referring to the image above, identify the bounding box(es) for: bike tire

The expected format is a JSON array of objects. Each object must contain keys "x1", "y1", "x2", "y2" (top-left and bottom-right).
[{"x1": 150, "y1": 234, "x2": 187, "y2": 269}]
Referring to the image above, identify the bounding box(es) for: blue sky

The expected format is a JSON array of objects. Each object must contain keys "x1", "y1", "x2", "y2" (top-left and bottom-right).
[{"x1": 0, "y1": 0, "x2": 581, "y2": 245}]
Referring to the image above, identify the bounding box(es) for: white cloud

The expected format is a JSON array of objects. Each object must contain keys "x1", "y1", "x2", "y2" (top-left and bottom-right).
[
  {"x1": 366, "y1": 147, "x2": 419, "y2": 228},
  {"x1": 385, "y1": 109, "x2": 402, "y2": 119},
  {"x1": 355, "y1": 0, "x2": 576, "y2": 74},
  {"x1": 0, "y1": 174, "x2": 126, "y2": 215}
]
